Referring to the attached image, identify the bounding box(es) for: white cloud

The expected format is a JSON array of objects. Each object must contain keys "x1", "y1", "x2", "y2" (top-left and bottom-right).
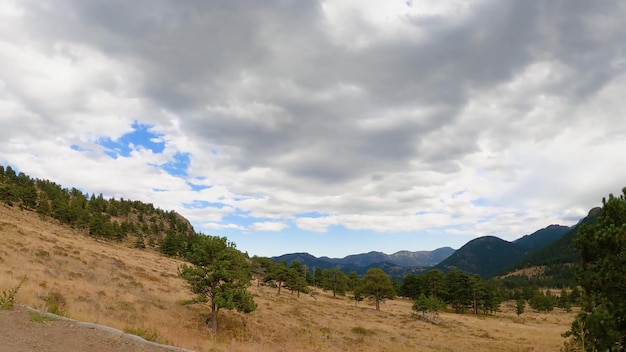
[{"x1": 250, "y1": 222, "x2": 288, "y2": 232}]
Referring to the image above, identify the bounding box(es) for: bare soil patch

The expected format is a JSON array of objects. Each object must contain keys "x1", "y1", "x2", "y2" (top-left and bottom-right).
[{"x1": 0, "y1": 305, "x2": 176, "y2": 352}]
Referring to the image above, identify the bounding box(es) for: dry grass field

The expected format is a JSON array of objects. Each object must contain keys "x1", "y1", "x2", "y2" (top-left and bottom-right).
[{"x1": 1, "y1": 205, "x2": 576, "y2": 351}]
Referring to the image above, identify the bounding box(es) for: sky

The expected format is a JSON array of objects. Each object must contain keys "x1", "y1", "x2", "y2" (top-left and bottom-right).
[{"x1": 1, "y1": 1, "x2": 626, "y2": 258}]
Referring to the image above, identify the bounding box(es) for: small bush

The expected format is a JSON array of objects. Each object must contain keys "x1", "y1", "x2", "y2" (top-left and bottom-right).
[
  {"x1": 123, "y1": 326, "x2": 168, "y2": 344},
  {"x1": 43, "y1": 291, "x2": 67, "y2": 316},
  {"x1": 29, "y1": 311, "x2": 57, "y2": 323},
  {"x1": 35, "y1": 249, "x2": 50, "y2": 259},
  {"x1": 0, "y1": 277, "x2": 27, "y2": 310},
  {"x1": 351, "y1": 326, "x2": 375, "y2": 335}
]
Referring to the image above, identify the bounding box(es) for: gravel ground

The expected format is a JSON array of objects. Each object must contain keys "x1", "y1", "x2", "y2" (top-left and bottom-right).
[{"x1": 0, "y1": 306, "x2": 193, "y2": 352}]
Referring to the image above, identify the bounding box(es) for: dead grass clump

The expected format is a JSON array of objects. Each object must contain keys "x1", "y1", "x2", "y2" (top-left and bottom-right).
[
  {"x1": 133, "y1": 270, "x2": 162, "y2": 282},
  {"x1": 123, "y1": 326, "x2": 169, "y2": 344},
  {"x1": 41, "y1": 290, "x2": 67, "y2": 316},
  {"x1": 35, "y1": 249, "x2": 50, "y2": 260},
  {"x1": 351, "y1": 326, "x2": 375, "y2": 335}
]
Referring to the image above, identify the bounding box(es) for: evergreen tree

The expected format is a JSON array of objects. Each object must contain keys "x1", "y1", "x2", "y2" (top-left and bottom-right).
[
  {"x1": 360, "y1": 268, "x2": 395, "y2": 311},
  {"x1": 445, "y1": 269, "x2": 471, "y2": 313},
  {"x1": 516, "y1": 297, "x2": 525, "y2": 318},
  {"x1": 566, "y1": 189, "x2": 626, "y2": 351},
  {"x1": 179, "y1": 236, "x2": 256, "y2": 333},
  {"x1": 285, "y1": 261, "x2": 309, "y2": 297},
  {"x1": 265, "y1": 261, "x2": 290, "y2": 295},
  {"x1": 347, "y1": 271, "x2": 360, "y2": 292},
  {"x1": 469, "y1": 274, "x2": 484, "y2": 315},
  {"x1": 425, "y1": 269, "x2": 446, "y2": 299},
  {"x1": 323, "y1": 268, "x2": 348, "y2": 297},
  {"x1": 399, "y1": 273, "x2": 426, "y2": 299}
]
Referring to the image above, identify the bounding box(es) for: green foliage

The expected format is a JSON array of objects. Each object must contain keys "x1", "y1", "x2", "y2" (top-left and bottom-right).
[
  {"x1": 445, "y1": 269, "x2": 471, "y2": 313},
  {"x1": 179, "y1": 235, "x2": 256, "y2": 332},
  {"x1": 322, "y1": 268, "x2": 348, "y2": 297},
  {"x1": 516, "y1": 298, "x2": 525, "y2": 317},
  {"x1": 565, "y1": 189, "x2": 626, "y2": 351},
  {"x1": 29, "y1": 311, "x2": 58, "y2": 323},
  {"x1": 400, "y1": 269, "x2": 503, "y2": 316},
  {"x1": 265, "y1": 261, "x2": 290, "y2": 295},
  {"x1": 346, "y1": 271, "x2": 361, "y2": 292},
  {"x1": 360, "y1": 268, "x2": 395, "y2": 311},
  {"x1": 499, "y1": 263, "x2": 578, "y2": 291},
  {"x1": 399, "y1": 273, "x2": 427, "y2": 299},
  {"x1": 412, "y1": 293, "x2": 444, "y2": 318},
  {"x1": 557, "y1": 287, "x2": 572, "y2": 312},
  {"x1": 528, "y1": 290, "x2": 556, "y2": 313},
  {"x1": 0, "y1": 277, "x2": 26, "y2": 310}
]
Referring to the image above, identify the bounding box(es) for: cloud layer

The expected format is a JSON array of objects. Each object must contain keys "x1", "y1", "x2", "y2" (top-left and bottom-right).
[{"x1": 2, "y1": 0, "x2": 626, "y2": 256}]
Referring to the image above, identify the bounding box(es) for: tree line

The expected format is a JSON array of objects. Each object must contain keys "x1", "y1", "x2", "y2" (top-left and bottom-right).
[{"x1": 0, "y1": 164, "x2": 195, "y2": 250}]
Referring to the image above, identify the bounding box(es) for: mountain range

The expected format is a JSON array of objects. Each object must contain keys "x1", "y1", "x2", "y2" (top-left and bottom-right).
[
  {"x1": 273, "y1": 247, "x2": 455, "y2": 277},
  {"x1": 274, "y1": 224, "x2": 573, "y2": 278}
]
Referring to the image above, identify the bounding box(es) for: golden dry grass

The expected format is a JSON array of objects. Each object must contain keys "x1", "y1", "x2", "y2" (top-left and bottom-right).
[{"x1": 0, "y1": 205, "x2": 576, "y2": 351}]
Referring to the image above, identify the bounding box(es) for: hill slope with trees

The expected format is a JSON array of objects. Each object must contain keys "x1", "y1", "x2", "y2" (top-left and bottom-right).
[{"x1": 434, "y1": 225, "x2": 570, "y2": 278}]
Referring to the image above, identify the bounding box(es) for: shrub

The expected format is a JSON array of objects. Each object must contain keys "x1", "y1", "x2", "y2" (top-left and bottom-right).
[
  {"x1": 43, "y1": 291, "x2": 67, "y2": 316},
  {"x1": 351, "y1": 326, "x2": 375, "y2": 335},
  {"x1": 29, "y1": 311, "x2": 57, "y2": 323},
  {"x1": 0, "y1": 277, "x2": 26, "y2": 310}
]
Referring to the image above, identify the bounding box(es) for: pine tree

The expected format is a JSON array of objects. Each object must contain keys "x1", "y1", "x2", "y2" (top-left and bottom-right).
[
  {"x1": 179, "y1": 236, "x2": 256, "y2": 333},
  {"x1": 360, "y1": 268, "x2": 395, "y2": 311}
]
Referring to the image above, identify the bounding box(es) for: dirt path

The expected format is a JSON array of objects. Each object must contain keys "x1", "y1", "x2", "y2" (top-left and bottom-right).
[{"x1": 0, "y1": 306, "x2": 191, "y2": 352}]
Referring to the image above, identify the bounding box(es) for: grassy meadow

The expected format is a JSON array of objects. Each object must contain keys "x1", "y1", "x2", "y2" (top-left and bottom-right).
[{"x1": 0, "y1": 205, "x2": 575, "y2": 351}]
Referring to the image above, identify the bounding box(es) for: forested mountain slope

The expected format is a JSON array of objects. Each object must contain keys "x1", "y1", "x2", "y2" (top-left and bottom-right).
[
  {"x1": 0, "y1": 164, "x2": 199, "y2": 256},
  {"x1": 434, "y1": 225, "x2": 570, "y2": 278}
]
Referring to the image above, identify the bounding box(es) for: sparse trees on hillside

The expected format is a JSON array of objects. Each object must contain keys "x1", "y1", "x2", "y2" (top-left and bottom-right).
[{"x1": 179, "y1": 235, "x2": 256, "y2": 333}]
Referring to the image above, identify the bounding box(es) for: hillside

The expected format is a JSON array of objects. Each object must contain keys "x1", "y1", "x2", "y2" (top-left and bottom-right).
[
  {"x1": 497, "y1": 209, "x2": 601, "y2": 288},
  {"x1": 0, "y1": 205, "x2": 576, "y2": 352},
  {"x1": 511, "y1": 208, "x2": 600, "y2": 269},
  {"x1": 513, "y1": 225, "x2": 571, "y2": 253},
  {"x1": 0, "y1": 165, "x2": 203, "y2": 259},
  {"x1": 434, "y1": 225, "x2": 570, "y2": 278},
  {"x1": 435, "y1": 236, "x2": 525, "y2": 277}
]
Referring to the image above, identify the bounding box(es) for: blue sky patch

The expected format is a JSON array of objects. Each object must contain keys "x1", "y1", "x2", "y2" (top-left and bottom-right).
[
  {"x1": 183, "y1": 200, "x2": 228, "y2": 209},
  {"x1": 161, "y1": 152, "x2": 190, "y2": 176},
  {"x1": 70, "y1": 144, "x2": 89, "y2": 152},
  {"x1": 294, "y1": 211, "x2": 327, "y2": 218},
  {"x1": 187, "y1": 181, "x2": 211, "y2": 191},
  {"x1": 471, "y1": 197, "x2": 490, "y2": 207},
  {"x1": 96, "y1": 121, "x2": 165, "y2": 159}
]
